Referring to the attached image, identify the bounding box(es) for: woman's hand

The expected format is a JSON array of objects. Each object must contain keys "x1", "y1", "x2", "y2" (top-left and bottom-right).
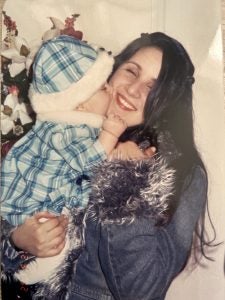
[
  {"x1": 11, "y1": 211, "x2": 68, "y2": 257},
  {"x1": 109, "y1": 141, "x2": 156, "y2": 160}
]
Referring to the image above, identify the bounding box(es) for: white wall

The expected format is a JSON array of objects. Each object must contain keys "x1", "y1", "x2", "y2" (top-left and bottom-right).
[
  {"x1": 2, "y1": 0, "x2": 154, "y2": 54},
  {"x1": 2, "y1": 1, "x2": 225, "y2": 299},
  {"x1": 163, "y1": 1, "x2": 225, "y2": 299}
]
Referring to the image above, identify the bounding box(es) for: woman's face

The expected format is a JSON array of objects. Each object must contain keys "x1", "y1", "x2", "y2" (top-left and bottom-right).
[{"x1": 107, "y1": 47, "x2": 162, "y2": 127}]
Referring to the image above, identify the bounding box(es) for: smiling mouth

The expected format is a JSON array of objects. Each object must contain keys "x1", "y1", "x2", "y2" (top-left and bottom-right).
[{"x1": 117, "y1": 94, "x2": 136, "y2": 111}]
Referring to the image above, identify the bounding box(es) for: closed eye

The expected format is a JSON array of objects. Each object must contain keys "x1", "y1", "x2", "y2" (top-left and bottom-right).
[
  {"x1": 147, "y1": 80, "x2": 156, "y2": 90},
  {"x1": 126, "y1": 68, "x2": 138, "y2": 77},
  {"x1": 147, "y1": 84, "x2": 153, "y2": 90}
]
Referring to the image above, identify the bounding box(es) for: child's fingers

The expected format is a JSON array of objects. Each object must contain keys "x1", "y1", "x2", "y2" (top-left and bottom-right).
[
  {"x1": 38, "y1": 215, "x2": 68, "y2": 233},
  {"x1": 144, "y1": 146, "x2": 156, "y2": 158},
  {"x1": 43, "y1": 240, "x2": 66, "y2": 257},
  {"x1": 34, "y1": 211, "x2": 57, "y2": 221},
  {"x1": 107, "y1": 114, "x2": 127, "y2": 126}
]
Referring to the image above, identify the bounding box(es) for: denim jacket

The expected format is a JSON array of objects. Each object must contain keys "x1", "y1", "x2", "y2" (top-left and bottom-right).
[{"x1": 68, "y1": 165, "x2": 206, "y2": 300}]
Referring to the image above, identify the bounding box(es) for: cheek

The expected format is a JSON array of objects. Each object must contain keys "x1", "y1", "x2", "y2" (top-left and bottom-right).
[
  {"x1": 125, "y1": 112, "x2": 144, "y2": 127},
  {"x1": 136, "y1": 93, "x2": 147, "y2": 112},
  {"x1": 109, "y1": 70, "x2": 127, "y2": 88},
  {"x1": 108, "y1": 77, "x2": 118, "y2": 89},
  {"x1": 140, "y1": 98, "x2": 146, "y2": 111}
]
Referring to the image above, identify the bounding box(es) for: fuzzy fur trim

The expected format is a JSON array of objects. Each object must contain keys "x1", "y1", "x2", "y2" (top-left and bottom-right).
[
  {"x1": 29, "y1": 50, "x2": 114, "y2": 114},
  {"x1": 88, "y1": 156, "x2": 175, "y2": 225},
  {"x1": 36, "y1": 111, "x2": 104, "y2": 127},
  {"x1": 15, "y1": 238, "x2": 71, "y2": 285}
]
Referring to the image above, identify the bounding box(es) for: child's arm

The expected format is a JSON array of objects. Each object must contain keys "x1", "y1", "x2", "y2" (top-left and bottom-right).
[
  {"x1": 109, "y1": 141, "x2": 156, "y2": 161},
  {"x1": 98, "y1": 114, "x2": 127, "y2": 156}
]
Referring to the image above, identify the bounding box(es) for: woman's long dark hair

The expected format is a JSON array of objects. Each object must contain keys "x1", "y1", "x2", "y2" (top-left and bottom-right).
[{"x1": 110, "y1": 32, "x2": 216, "y2": 262}]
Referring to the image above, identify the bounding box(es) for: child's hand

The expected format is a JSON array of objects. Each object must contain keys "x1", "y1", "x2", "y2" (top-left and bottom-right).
[
  {"x1": 98, "y1": 114, "x2": 126, "y2": 155},
  {"x1": 109, "y1": 141, "x2": 156, "y2": 161},
  {"x1": 102, "y1": 113, "x2": 127, "y2": 139}
]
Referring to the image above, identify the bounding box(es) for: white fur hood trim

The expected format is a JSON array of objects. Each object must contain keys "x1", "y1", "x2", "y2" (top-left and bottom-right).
[{"x1": 29, "y1": 51, "x2": 114, "y2": 114}]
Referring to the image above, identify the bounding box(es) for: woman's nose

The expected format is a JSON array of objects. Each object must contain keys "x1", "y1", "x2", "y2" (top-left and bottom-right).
[{"x1": 126, "y1": 81, "x2": 142, "y2": 98}]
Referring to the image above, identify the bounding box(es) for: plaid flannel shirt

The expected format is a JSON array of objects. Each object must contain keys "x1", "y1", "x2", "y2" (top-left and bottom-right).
[{"x1": 1, "y1": 120, "x2": 106, "y2": 226}]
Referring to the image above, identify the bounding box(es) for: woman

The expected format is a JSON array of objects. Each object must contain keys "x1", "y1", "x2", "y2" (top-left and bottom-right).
[{"x1": 1, "y1": 32, "x2": 214, "y2": 300}]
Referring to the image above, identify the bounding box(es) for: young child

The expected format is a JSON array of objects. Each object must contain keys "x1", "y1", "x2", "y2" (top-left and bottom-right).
[{"x1": 1, "y1": 35, "x2": 127, "y2": 226}]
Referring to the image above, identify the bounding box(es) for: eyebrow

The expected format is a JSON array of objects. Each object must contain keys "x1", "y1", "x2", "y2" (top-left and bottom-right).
[{"x1": 125, "y1": 61, "x2": 141, "y2": 69}]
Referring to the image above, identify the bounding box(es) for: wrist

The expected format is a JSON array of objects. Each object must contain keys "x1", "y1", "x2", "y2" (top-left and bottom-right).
[
  {"x1": 99, "y1": 129, "x2": 119, "y2": 155},
  {"x1": 101, "y1": 129, "x2": 119, "y2": 139}
]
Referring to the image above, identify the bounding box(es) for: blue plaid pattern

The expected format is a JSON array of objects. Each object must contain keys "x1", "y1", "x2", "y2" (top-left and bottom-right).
[
  {"x1": 1, "y1": 121, "x2": 106, "y2": 226},
  {"x1": 32, "y1": 35, "x2": 98, "y2": 93}
]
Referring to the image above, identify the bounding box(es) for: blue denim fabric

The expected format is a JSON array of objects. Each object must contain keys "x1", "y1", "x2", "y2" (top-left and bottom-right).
[
  {"x1": 68, "y1": 166, "x2": 206, "y2": 300},
  {"x1": 69, "y1": 220, "x2": 114, "y2": 300}
]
